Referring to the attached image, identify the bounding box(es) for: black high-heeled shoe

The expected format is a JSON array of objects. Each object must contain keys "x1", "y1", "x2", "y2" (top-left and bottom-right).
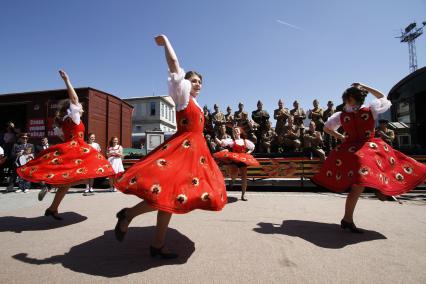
[
  {"x1": 44, "y1": 209, "x2": 62, "y2": 220},
  {"x1": 341, "y1": 219, "x2": 363, "y2": 234},
  {"x1": 114, "y1": 208, "x2": 129, "y2": 242},
  {"x1": 150, "y1": 246, "x2": 178, "y2": 259},
  {"x1": 241, "y1": 195, "x2": 248, "y2": 201}
]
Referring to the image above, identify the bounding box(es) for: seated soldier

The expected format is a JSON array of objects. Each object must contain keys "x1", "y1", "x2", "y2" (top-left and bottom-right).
[
  {"x1": 282, "y1": 115, "x2": 301, "y2": 151},
  {"x1": 303, "y1": 121, "x2": 326, "y2": 161}
]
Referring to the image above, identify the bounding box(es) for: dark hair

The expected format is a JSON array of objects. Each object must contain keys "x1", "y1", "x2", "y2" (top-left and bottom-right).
[
  {"x1": 109, "y1": 136, "x2": 119, "y2": 147},
  {"x1": 185, "y1": 71, "x2": 203, "y2": 83},
  {"x1": 53, "y1": 99, "x2": 70, "y2": 128},
  {"x1": 342, "y1": 86, "x2": 368, "y2": 105}
]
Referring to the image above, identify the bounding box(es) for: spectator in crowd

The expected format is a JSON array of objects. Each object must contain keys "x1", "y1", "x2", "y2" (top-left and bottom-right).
[
  {"x1": 274, "y1": 99, "x2": 290, "y2": 136},
  {"x1": 217, "y1": 125, "x2": 231, "y2": 140},
  {"x1": 322, "y1": 100, "x2": 336, "y2": 152},
  {"x1": 85, "y1": 133, "x2": 101, "y2": 194},
  {"x1": 281, "y1": 115, "x2": 301, "y2": 151},
  {"x1": 203, "y1": 105, "x2": 214, "y2": 138},
  {"x1": 260, "y1": 120, "x2": 276, "y2": 153},
  {"x1": 107, "y1": 136, "x2": 124, "y2": 192},
  {"x1": 35, "y1": 136, "x2": 50, "y2": 155},
  {"x1": 290, "y1": 100, "x2": 306, "y2": 130},
  {"x1": 303, "y1": 121, "x2": 326, "y2": 161},
  {"x1": 224, "y1": 106, "x2": 234, "y2": 135},
  {"x1": 308, "y1": 99, "x2": 324, "y2": 132},
  {"x1": 211, "y1": 104, "x2": 226, "y2": 137},
  {"x1": 215, "y1": 125, "x2": 232, "y2": 151},
  {"x1": 252, "y1": 100, "x2": 270, "y2": 151},
  {"x1": 7, "y1": 133, "x2": 34, "y2": 192},
  {"x1": 234, "y1": 102, "x2": 248, "y2": 125},
  {"x1": 376, "y1": 119, "x2": 395, "y2": 146},
  {"x1": 15, "y1": 146, "x2": 34, "y2": 193},
  {"x1": 238, "y1": 111, "x2": 258, "y2": 144}
]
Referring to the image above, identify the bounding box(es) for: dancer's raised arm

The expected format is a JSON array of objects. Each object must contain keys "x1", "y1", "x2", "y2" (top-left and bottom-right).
[
  {"x1": 351, "y1": 83, "x2": 384, "y2": 99},
  {"x1": 59, "y1": 70, "x2": 79, "y2": 105},
  {"x1": 155, "y1": 35, "x2": 180, "y2": 73}
]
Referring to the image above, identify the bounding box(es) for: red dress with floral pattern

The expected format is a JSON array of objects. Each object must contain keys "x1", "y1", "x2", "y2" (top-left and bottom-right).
[
  {"x1": 114, "y1": 98, "x2": 227, "y2": 214},
  {"x1": 312, "y1": 107, "x2": 426, "y2": 195},
  {"x1": 214, "y1": 141, "x2": 260, "y2": 167},
  {"x1": 17, "y1": 118, "x2": 115, "y2": 185}
]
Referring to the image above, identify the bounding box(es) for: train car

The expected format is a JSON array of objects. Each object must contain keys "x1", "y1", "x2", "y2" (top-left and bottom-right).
[{"x1": 0, "y1": 88, "x2": 133, "y2": 153}]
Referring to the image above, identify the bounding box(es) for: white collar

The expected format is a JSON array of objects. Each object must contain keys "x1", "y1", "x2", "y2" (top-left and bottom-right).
[{"x1": 344, "y1": 104, "x2": 366, "y2": 113}]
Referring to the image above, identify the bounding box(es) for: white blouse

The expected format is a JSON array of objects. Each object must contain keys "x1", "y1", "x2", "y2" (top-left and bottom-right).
[
  {"x1": 64, "y1": 102, "x2": 83, "y2": 125},
  {"x1": 219, "y1": 138, "x2": 255, "y2": 151},
  {"x1": 325, "y1": 97, "x2": 392, "y2": 131},
  {"x1": 168, "y1": 67, "x2": 203, "y2": 112}
]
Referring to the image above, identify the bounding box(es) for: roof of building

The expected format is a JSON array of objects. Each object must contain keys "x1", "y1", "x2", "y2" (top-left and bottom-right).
[
  {"x1": 388, "y1": 66, "x2": 426, "y2": 99},
  {"x1": 0, "y1": 87, "x2": 134, "y2": 108}
]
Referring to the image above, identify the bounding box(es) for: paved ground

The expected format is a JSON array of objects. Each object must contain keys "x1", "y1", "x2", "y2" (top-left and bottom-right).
[{"x1": 0, "y1": 187, "x2": 425, "y2": 284}]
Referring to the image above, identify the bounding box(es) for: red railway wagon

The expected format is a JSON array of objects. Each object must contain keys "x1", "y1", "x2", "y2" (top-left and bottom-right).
[{"x1": 0, "y1": 88, "x2": 133, "y2": 153}]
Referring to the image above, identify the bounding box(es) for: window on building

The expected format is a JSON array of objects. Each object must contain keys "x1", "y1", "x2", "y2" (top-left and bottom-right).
[
  {"x1": 166, "y1": 106, "x2": 169, "y2": 120},
  {"x1": 150, "y1": 102, "x2": 156, "y2": 116},
  {"x1": 160, "y1": 103, "x2": 164, "y2": 117}
]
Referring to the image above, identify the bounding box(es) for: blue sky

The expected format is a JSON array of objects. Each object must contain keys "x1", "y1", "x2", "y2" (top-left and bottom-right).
[{"x1": 1, "y1": 0, "x2": 425, "y2": 118}]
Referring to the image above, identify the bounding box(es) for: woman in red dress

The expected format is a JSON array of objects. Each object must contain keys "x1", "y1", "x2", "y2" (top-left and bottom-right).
[
  {"x1": 113, "y1": 35, "x2": 227, "y2": 259},
  {"x1": 17, "y1": 70, "x2": 115, "y2": 220},
  {"x1": 214, "y1": 126, "x2": 260, "y2": 201},
  {"x1": 312, "y1": 83, "x2": 426, "y2": 233}
]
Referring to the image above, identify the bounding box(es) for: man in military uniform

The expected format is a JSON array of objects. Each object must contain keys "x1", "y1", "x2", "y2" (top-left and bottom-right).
[
  {"x1": 322, "y1": 100, "x2": 336, "y2": 152},
  {"x1": 274, "y1": 99, "x2": 290, "y2": 136},
  {"x1": 281, "y1": 115, "x2": 301, "y2": 151},
  {"x1": 260, "y1": 121, "x2": 276, "y2": 153},
  {"x1": 238, "y1": 112, "x2": 258, "y2": 144},
  {"x1": 376, "y1": 119, "x2": 395, "y2": 146},
  {"x1": 308, "y1": 99, "x2": 324, "y2": 132},
  {"x1": 203, "y1": 105, "x2": 214, "y2": 138},
  {"x1": 211, "y1": 104, "x2": 226, "y2": 137},
  {"x1": 290, "y1": 100, "x2": 306, "y2": 130},
  {"x1": 252, "y1": 100, "x2": 270, "y2": 151},
  {"x1": 303, "y1": 121, "x2": 326, "y2": 160},
  {"x1": 234, "y1": 102, "x2": 247, "y2": 125},
  {"x1": 224, "y1": 106, "x2": 234, "y2": 135}
]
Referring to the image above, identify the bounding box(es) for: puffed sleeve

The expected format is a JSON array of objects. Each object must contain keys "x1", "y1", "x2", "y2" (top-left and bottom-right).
[
  {"x1": 369, "y1": 97, "x2": 392, "y2": 120},
  {"x1": 67, "y1": 102, "x2": 83, "y2": 125},
  {"x1": 168, "y1": 67, "x2": 191, "y2": 111},
  {"x1": 324, "y1": 111, "x2": 342, "y2": 131},
  {"x1": 220, "y1": 138, "x2": 235, "y2": 147},
  {"x1": 244, "y1": 139, "x2": 255, "y2": 151}
]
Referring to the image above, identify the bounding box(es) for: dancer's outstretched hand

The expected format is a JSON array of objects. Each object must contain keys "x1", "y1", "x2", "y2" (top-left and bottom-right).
[
  {"x1": 59, "y1": 70, "x2": 69, "y2": 81},
  {"x1": 155, "y1": 35, "x2": 168, "y2": 46}
]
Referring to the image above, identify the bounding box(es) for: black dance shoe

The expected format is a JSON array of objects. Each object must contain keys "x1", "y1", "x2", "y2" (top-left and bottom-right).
[
  {"x1": 241, "y1": 195, "x2": 248, "y2": 201},
  {"x1": 340, "y1": 219, "x2": 363, "y2": 234},
  {"x1": 150, "y1": 246, "x2": 178, "y2": 259},
  {"x1": 114, "y1": 208, "x2": 129, "y2": 242},
  {"x1": 44, "y1": 209, "x2": 62, "y2": 220}
]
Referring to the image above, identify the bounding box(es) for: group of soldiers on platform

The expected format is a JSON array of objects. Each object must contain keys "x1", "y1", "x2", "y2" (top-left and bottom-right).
[{"x1": 202, "y1": 99, "x2": 395, "y2": 160}]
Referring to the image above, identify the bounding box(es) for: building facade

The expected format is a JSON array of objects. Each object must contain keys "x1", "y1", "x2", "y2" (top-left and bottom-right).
[
  {"x1": 124, "y1": 96, "x2": 177, "y2": 147},
  {"x1": 388, "y1": 66, "x2": 426, "y2": 153}
]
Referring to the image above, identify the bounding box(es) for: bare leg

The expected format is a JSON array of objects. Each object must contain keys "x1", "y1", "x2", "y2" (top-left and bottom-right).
[
  {"x1": 240, "y1": 166, "x2": 248, "y2": 201},
  {"x1": 343, "y1": 185, "x2": 365, "y2": 223},
  {"x1": 48, "y1": 186, "x2": 70, "y2": 212},
  {"x1": 47, "y1": 178, "x2": 91, "y2": 210},
  {"x1": 152, "y1": 210, "x2": 173, "y2": 248},
  {"x1": 229, "y1": 165, "x2": 238, "y2": 189},
  {"x1": 120, "y1": 201, "x2": 157, "y2": 232}
]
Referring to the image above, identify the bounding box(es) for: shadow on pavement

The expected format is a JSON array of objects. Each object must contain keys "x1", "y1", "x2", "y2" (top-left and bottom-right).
[
  {"x1": 227, "y1": 196, "x2": 238, "y2": 204},
  {"x1": 0, "y1": 212, "x2": 87, "y2": 233},
  {"x1": 253, "y1": 220, "x2": 387, "y2": 249},
  {"x1": 13, "y1": 227, "x2": 195, "y2": 277}
]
